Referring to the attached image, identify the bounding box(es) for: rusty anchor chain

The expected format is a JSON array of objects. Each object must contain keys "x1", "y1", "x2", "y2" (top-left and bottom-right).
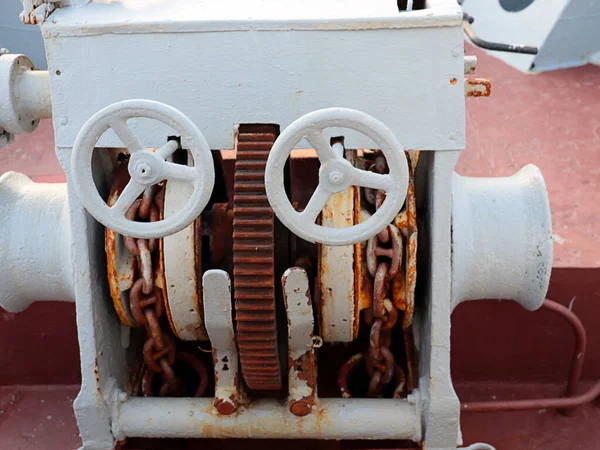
[
  {"x1": 338, "y1": 152, "x2": 407, "y2": 398},
  {"x1": 338, "y1": 223, "x2": 406, "y2": 398},
  {"x1": 107, "y1": 168, "x2": 208, "y2": 398},
  {"x1": 363, "y1": 224, "x2": 405, "y2": 398},
  {"x1": 124, "y1": 185, "x2": 185, "y2": 397}
]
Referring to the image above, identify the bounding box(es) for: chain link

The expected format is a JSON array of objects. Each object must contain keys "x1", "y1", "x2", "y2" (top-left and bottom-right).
[
  {"x1": 363, "y1": 223, "x2": 405, "y2": 397},
  {"x1": 125, "y1": 183, "x2": 184, "y2": 397},
  {"x1": 338, "y1": 152, "x2": 406, "y2": 398},
  {"x1": 108, "y1": 162, "x2": 210, "y2": 397}
]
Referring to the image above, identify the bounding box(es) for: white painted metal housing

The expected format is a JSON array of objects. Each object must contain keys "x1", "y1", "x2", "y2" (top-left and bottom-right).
[
  {"x1": 5, "y1": 1, "x2": 468, "y2": 448},
  {"x1": 42, "y1": 0, "x2": 466, "y2": 152},
  {"x1": 42, "y1": 0, "x2": 467, "y2": 445}
]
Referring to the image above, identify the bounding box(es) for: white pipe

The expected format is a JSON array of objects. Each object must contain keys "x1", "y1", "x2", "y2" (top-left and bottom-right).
[
  {"x1": 114, "y1": 396, "x2": 422, "y2": 441},
  {"x1": 16, "y1": 70, "x2": 52, "y2": 120},
  {"x1": 0, "y1": 53, "x2": 52, "y2": 135},
  {"x1": 0, "y1": 172, "x2": 74, "y2": 312}
]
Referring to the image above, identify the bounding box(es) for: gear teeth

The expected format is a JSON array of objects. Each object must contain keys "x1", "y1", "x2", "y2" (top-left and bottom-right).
[{"x1": 233, "y1": 127, "x2": 282, "y2": 390}]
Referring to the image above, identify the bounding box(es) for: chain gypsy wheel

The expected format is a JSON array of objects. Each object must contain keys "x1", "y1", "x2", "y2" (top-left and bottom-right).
[{"x1": 233, "y1": 126, "x2": 282, "y2": 390}]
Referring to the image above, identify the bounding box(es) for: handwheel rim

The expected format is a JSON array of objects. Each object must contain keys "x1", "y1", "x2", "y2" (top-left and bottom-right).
[
  {"x1": 265, "y1": 107, "x2": 409, "y2": 246},
  {"x1": 71, "y1": 99, "x2": 215, "y2": 239}
]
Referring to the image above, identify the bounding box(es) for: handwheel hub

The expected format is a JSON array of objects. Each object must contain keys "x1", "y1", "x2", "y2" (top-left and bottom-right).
[
  {"x1": 327, "y1": 170, "x2": 345, "y2": 186},
  {"x1": 320, "y1": 159, "x2": 354, "y2": 192},
  {"x1": 129, "y1": 152, "x2": 161, "y2": 184}
]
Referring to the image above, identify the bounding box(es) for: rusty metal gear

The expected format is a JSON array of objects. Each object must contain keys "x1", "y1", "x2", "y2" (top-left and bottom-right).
[{"x1": 233, "y1": 126, "x2": 282, "y2": 390}]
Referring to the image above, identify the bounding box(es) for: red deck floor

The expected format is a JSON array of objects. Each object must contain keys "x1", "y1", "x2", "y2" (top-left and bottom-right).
[
  {"x1": 0, "y1": 45, "x2": 599, "y2": 449},
  {"x1": 1, "y1": 383, "x2": 599, "y2": 449}
]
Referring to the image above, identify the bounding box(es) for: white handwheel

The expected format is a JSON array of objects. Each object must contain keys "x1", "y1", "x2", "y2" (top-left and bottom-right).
[
  {"x1": 265, "y1": 108, "x2": 409, "y2": 246},
  {"x1": 71, "y1": 99, "x2": 215, "y2": 239}
]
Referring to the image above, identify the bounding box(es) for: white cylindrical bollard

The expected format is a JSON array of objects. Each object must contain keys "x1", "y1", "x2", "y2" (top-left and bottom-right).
[
  {"x1": 451, "y1": 164, "x2": 553, "y2": 311},
  {"x1": 0, "y1": 171, "x2": 74, "y2": 312},
  {"x1": 15, "y1": 69, "x2": 52, "y2": 120}
]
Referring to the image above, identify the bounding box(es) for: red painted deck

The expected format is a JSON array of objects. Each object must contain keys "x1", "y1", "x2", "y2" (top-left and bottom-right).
[
  {"x1": 457, "y1": 46, "x2": 600, "y2": 269},
  {"x1": 0, "y1": 44, "x2": 598, "y2": 449}
]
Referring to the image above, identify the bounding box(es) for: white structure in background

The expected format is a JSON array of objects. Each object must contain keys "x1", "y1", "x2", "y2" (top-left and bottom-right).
[
  {"x1": 0, "y1": 1, "x2": 552, "y2": 449},
  {"x1": 462, "y1": 0, "x2": 600, "y2": 73}
]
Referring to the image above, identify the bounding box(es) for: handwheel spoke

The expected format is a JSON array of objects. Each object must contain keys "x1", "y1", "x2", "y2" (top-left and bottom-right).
[
  {"x1": 306, "y1": 130, "x2": 338, "y2": 163},
  {"x1": 299, "y1": 184, "x2": 332, "y2": 223},
  {"x1": 157, "y1": 140, "x2": 180, "y2": 159},
  {"x1": 112, "y1": 180, "x2": 146, "y2": 214},
  {"x1": 110, "y1": 119, "x2": 145, "y2": 154},
  {"x1": 351, "y1": 168, "x2": 391, "y2": 191},
  {"x1": 161, "y1": 161, "x2": 197, "y2": 182}
]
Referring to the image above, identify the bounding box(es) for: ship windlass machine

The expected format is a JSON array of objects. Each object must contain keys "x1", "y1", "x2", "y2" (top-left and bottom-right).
[{"x1": 0, "y1": 1, "x2": 554, "y2": 449}]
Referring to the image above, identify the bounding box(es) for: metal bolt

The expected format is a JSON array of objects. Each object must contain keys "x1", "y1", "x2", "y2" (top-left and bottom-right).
[
  {"x1": 312, "y1": 335, "x2": 323, "y2": 348},
  {"x1": 289, "y1": 399, "x2": 312, "y2": 417},
  {"x1": 214, "y1": 397, "x2": 238, "y2": 415},
  {"x1": 328, "y1": 171, "x2": 344, "y2": 185},
  {"x1": 134, "y1": 162, "x2": 152, "y2": 179}
]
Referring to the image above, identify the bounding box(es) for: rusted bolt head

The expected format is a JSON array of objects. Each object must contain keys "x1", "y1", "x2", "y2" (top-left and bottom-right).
[
  {"x1": 290, "y1": 400, "x2": 312, "y2": 417},
  {"x1": 214, "y1": 398, "x2": 238, "y2": 415}
]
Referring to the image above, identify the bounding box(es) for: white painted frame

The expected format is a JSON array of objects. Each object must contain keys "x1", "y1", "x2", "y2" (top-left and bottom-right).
[{"x1": 31, "y1": 0, "x2": 467, "y2": 448}]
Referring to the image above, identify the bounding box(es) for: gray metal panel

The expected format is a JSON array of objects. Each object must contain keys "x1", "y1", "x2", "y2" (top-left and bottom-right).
[
  {"x1": 532, "y1": 0, "x2": 600, "y2": 71},
  {"x1": 0, "y1": 0, "x2": 47, "y2": 69}
]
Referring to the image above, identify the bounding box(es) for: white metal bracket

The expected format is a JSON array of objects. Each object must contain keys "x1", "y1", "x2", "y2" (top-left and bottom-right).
[
  {"x1": 202, "y1": 270, "x2": 241, "y2": 415},
  {"x1": 282, "y1": 267, "x2": 317, "y2": 416}
]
